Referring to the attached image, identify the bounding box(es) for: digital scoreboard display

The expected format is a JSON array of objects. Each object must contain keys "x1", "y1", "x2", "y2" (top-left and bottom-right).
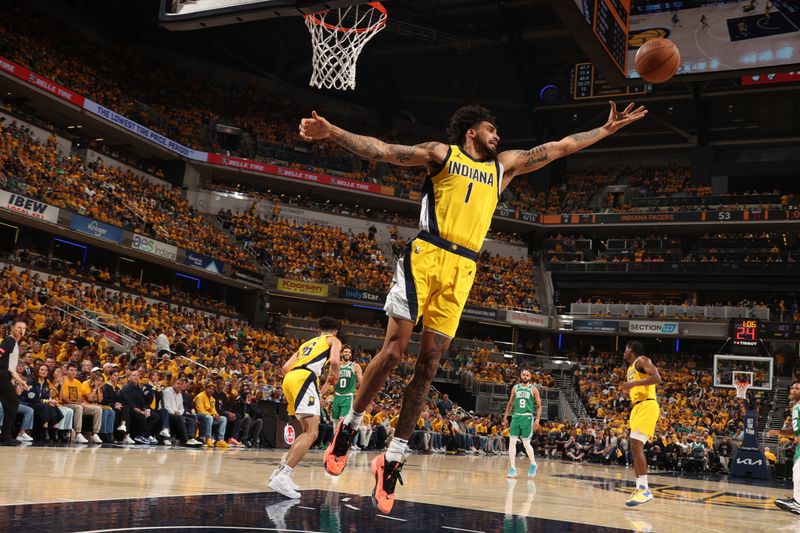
[
  {"x1": 730, "y1": 319, "x2": 760, "y2": 355},
  {"x1": 572, "y1": 62, "x2": 647, "y2": 100},
  {"x1": 759, "y1": 321, "x2": 800, "y2": 340},
  {"x1": 573, "y1": 0, "x2": 631, "y2": 75}
]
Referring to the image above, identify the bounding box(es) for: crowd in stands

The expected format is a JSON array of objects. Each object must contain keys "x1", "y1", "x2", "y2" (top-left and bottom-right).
[
  {"x1": 3, "y1": 6, "x2": 798, "y2": 220},
  {"x1": 545, "y1": 232, "x2": 799, "y2": 265},
  {"x1": 0, "y1": 119, "x2": 258, "y2": 272},
  {"x1": 221, "y1": 207, "x2": 538, "y2": 309}
]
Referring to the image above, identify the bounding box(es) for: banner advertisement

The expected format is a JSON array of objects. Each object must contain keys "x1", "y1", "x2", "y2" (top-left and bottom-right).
[
  {"x1": 206, "y1": 153, "x2": 394, "y2": 197},
  {"x1": 233, "y1": 270, "x2": 263, "y2": 285},
  {"x1": 573, "y1": 319, "x2": 620, "y2": 333},
  {"x1": 506, "y1": 310, "x2": 549, "y2": 328},
  {"x1": 0, "y1": 56, "x2": 85, "y2": 107},
  {"x1": 277, "y1": 278, "x2": 329, "y2": 297},
  {"x1": 82, "y1": 100, "x2": 207, "y2": 160},
  {"x1": 628, "y1": 321, "x2": 679, "y2": 335},
  {"x1": 130, "y1": 233, "x2": 178, "y2": 262},
  {"x1": 185, "y1": 251, "x2": 225, "y2": 274},
  {"x1": 460, "y1": 306, "x2": 499, "y2": 321},
  {"x1": 69, "y1": 214, "x2": 123, "y2": 243},
  {"x1": 538, "y1": 210, "x2": 787, "y2": 225},
  {"x1": 339, "y1": 287, "x2": 384, "y2": 303},
  {"x1": 0, "y1": 190, "x2": 59, "y2": 223}
]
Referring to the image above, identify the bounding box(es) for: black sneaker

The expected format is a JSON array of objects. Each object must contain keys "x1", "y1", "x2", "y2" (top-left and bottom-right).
[{"x1": 775, "y1": 497, "x2": 800, "y2": 515}]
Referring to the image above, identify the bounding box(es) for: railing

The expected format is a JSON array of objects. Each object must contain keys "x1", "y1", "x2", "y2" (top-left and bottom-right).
[
  {"x1": 548, "y1": 261, "x2": 800, "y2": 274},
  {"x1": 569, "y1": 302, "x2": 770, "y2": 320},
  {"x1": 50, "y1": 296, "x2": 147, "y2": 349}
]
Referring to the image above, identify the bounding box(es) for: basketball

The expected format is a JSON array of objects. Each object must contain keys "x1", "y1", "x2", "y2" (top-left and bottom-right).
[{"x1": 635, "y1": 38, "x2": 681, "y2": 84}]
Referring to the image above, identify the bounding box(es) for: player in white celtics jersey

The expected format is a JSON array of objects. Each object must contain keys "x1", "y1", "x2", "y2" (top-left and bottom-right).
[
  {"x1": 768, "y1": 382, "x2": 800, "y2": 515},
  {"x1": 502, "y1": 369, "x2": 542, "y2": 479},
  {"x1": 331, "y1": 345, "x2": 362, "y2": 432}
]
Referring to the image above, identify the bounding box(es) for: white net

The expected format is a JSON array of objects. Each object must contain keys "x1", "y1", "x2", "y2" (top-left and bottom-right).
[
  {"x1": 734, "y1": 381, "x2": 751, "y2": 399},
  {"x1": 304, "y1": 3, "x2": 387, "y2": 90}
]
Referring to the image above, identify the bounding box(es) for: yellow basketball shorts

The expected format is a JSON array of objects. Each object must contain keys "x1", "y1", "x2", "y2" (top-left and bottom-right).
[
  {"x1": 282, "y1": 368, "x2": 320, "y2": 417},
  {"x1": 629, "y1": 400, "x2": 660, "y2": 442},
  {"x1": 384, "y1": 231, "x2": 477, "y2": 338}
]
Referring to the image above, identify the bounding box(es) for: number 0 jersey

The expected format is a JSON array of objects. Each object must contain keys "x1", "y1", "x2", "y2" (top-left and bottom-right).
[
  {"x1": 334, "y1": 361, "x2": 357, "y2": 394},
  {"x1": 421, "y1": 145, "x2": 502, "y2": 252}
]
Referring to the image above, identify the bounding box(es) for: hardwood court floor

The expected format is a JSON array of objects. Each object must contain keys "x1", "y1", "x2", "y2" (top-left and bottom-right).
[{"x1": 0, "y1": 444, "x2": 796, "y2": 532}]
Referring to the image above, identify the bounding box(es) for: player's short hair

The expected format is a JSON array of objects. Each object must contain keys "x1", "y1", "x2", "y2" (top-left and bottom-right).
[
  {"x1": 626, "y1": 341, "x2": 645, "y2": 356},
  {"x1": 318, "y1": 316, "x2": 340, "y2": 333},
  {"x1": 447, "y1": 105, "x2": 496, "y2": 145}
]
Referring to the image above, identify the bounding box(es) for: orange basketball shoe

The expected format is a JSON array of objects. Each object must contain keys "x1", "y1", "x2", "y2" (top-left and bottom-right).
[
  {"x1": 323, "y1": 421, "x2": 356, "y2": 476},
  {"x1": 370, "y1": 453, "x2": 404, "y2": 514}
]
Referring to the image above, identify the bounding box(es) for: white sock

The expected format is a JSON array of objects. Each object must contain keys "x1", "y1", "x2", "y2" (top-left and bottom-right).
[
  {"x1": 385, "y1": 437, "x2": 408, "y2": 463},
  {"x1": 508, "y1": 437, "x2": 518, "y2": 470},
  {"x1": 344, "y1": 410, "x2": 363, "y2": 430},
  {"x1": 282, "y1": 465, "x2": 293, "y2": 477},
  {"x1": 636, "y1": 475, "x2": 648, "y2": 491},
  {"x1": 522, "y1": 439, "x2": 536, "y2": 465}
]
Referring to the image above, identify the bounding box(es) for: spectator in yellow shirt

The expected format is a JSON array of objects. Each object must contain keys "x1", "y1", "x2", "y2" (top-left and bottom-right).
[
  {"x1": 60, "y1": 362, "x2": 103, "y2": 444},
  {"x1": 194, "y1": 383, "x2": 228, "y2": 447}
]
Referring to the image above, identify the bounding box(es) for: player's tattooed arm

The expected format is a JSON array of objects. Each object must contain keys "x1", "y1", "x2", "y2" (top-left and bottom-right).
[
  {"x1": 299, "y1": 111, "x2": 445, "y2": 166},
  {"x1": 499, "y1": 101, "x2": 646, "y2": 183}
]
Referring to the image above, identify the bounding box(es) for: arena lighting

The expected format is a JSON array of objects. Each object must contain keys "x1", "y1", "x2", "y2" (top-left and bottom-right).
[
  {"x1": 120, "y1": 257, "x2": 135, "y2": 262},
  {"x1": 176, "y1": 272, "x2": 201, "y2": 289},
  {"x1": 675, "y1": 338, "x2": 680, "y2": 353},
  {"x1": 352, "y1": 304, "x2": 383, "y2": 311},
  {"x1": 558, "y1": 333, "x2": 563, "y2": 349},
  {"x1": 54, "y1": 237, "x2": 88, "y2": 267}
]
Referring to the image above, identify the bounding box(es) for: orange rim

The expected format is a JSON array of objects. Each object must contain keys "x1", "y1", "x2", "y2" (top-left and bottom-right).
[{"x1": 305, "y1": 2, "x2": 387, "y2": 34}]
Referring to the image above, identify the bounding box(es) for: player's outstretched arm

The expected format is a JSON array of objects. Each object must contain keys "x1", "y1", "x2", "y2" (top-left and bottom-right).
[
  {"x1": 299, "y1": 110, "x2": 448, "y2": 167},
  {"x1": 320, "y1": 337, "x2": 342, "y2": 397},
  {"x1": 498, "y1": 101, "x2": 647, "y2": 185}
]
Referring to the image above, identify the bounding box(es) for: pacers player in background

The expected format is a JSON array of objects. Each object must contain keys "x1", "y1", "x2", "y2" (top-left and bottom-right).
[
  {"x1": 620, "y1": 340, "x2": 662, "y2": 506},
  {"x1": 299, "y1": 100, "x2": 646, "y2": 513},
  {"x1": 768, "y1": 381, "x2": 800, "y2": 515},
  {"x1": 269, "y1": 317, "x2": 341, "y2": 499},
  {"x1": 331, "y1": 345, "x2": 362, "y2": 432},
  {"x1": 502, "y1": 369, "x2": 541, "y2": 478}
]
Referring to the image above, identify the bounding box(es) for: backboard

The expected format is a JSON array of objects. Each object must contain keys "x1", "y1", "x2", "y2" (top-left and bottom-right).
[{"x1": 713, "y1": 354, "x2": 773, "y2": 391}]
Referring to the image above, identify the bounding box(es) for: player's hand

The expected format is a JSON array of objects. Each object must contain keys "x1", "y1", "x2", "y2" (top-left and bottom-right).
[
  {"x1": 533, "y1": 421, "x2": 540, "y2": 431},
  {"x1": 603, "y1": 101, "x2": 647, "y2": 134},
  {"x1": 619, "y1": 382, "x2": 634, "y2": 392},
  {"x1": 299, "y1": 111, "x2": 333, "y2": 141},
  {"x1": 502, "y1": 418, "x2": 508, "y2": 428}
]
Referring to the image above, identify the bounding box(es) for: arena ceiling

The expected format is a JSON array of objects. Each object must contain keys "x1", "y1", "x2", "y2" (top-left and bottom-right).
[{"x1": 37, "y1": 0, "x2": 800, "y2": 150}]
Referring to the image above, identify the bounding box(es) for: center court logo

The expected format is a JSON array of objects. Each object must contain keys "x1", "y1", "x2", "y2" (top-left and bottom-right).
[{"x1": 284, "y1": 425, "x2": 296, "y2": 445}]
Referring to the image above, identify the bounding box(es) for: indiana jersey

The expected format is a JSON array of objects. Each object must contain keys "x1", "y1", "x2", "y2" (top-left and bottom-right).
[
  {"x1": 627, "y1": 360, "x2": 657, "y2": 403},
  {"x1": 287, "y1": 334, "x2": 333, "y2": 377},
  {"x1": 335, "y1": 361, "x2": 357, "y2": 394},
  {"x1": 421, "y1": 145, "x2": 502, "y2": 252},
  {"x1": 513, "y1": 383, "x2": 536, "y2": 415}
]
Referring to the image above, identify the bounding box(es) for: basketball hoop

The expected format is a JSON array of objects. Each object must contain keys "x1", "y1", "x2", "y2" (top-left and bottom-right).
[
  {"x1": 735, "y1": 380, "x2": 751, "y2": 400},
  {"x1": 304, "y1": 2, "x2": 388, "y2": 90}
]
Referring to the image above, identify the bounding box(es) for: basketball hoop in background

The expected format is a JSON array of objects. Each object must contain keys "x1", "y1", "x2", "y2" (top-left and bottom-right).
[
  {"x1": 304, "y1": 2, "x2": 387, "y2": 90},
  {"x1": 735, "y1": 379, "x2": 751, "y2": 400}
]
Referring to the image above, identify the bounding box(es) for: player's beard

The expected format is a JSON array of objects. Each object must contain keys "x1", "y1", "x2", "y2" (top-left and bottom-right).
[
  {"x1": 521, "y1": 376, "x2": 530, "y2": 384},
  {"x1": 475, "y1": 136, "x2": 497, "y2": 160}
]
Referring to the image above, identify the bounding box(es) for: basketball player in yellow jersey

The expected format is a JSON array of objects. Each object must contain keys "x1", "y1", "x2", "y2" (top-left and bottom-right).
[
  {"x1": 269, "y1": 316, "x2": 341, "y2": 499},
  {"x1": 620, "y1": 340, "x2": 662, "y2": 507},
  {"x1": 299, "y1": 101, "x2": 647, "y2": 514}
]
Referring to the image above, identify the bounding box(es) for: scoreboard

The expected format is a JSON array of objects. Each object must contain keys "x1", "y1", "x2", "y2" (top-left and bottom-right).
[
  {"x1": 730, "y1": 319, "x2": 760, "y2": 355},
  {"x1": 571, "y1": 0, "x2": 631, "y2": 76},
  {"x1": 572, "y1": 62, "x2": 647, "y2": 100}
]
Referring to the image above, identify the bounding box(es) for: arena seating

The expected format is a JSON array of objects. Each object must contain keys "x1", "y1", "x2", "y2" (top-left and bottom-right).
[{"x1": 0, "y1": 120, "x2": 257, "y2": 271}]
